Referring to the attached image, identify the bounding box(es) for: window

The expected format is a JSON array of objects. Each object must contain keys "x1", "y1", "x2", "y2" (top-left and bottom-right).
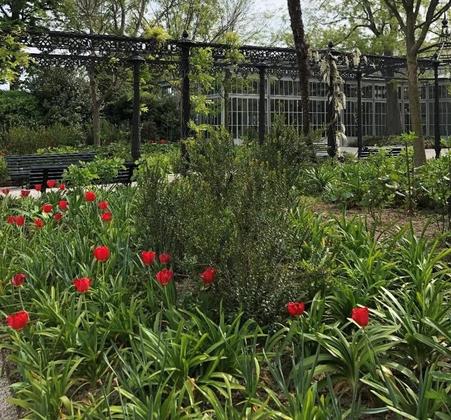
[
  {"x1": 374, "y1": 85, "x2": 386, "y2": 99},
  {"x1": 374, "y1": 102, "x2": 386, "y2": 135}
]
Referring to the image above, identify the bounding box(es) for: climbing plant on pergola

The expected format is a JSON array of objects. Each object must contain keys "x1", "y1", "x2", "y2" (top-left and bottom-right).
[{"x1": 17, "y1": 19, "x2": 451, "y2": 161}]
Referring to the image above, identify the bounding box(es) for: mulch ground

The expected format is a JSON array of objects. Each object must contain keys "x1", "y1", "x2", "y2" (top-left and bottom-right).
[{"x1": 304, "y1": 197, "x2": 449, "y2": 241}]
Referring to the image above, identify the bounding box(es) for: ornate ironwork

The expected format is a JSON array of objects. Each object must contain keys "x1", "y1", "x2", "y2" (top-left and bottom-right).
[
  {"x1": 19, "y1": 28, "x2": 441, "y2": 79},
  {"x1": 14, "y1": 27, "x2": 449, "y2": 159}
]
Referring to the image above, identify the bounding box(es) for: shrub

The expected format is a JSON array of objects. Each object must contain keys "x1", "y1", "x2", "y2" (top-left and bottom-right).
[
  {"x1": 63, "y1": 157, "x2": 126, "y2": 186},
  {"x1": 248, "y1": 118, "x2": 316, "y2": 182},
  {"x1": 25, "y1": 67, "x2": 91, "y2": 126},
  {"x1": 416, "y1": 155, "x2": 451, "y2": 213},
  {"x1": 0, "y1": 90, "x2": 42, "y2": 129},
  {"x1": 0, "y1": 124, "x2": 85, "y2": 155},
  {"x1": 0, "y1": 156, "x2": 7, "y2": 184},
  {"x1": 135, "y1": 127, "x2": 330, "y2": 324}
]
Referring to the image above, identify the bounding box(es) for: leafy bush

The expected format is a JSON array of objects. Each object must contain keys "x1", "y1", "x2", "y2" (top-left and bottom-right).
[
  {"x1": 135, "y1": 127, "x2": 329, "y2": 324},
  {"x1": 0, "y1": 90, "x2": 42, "y2": 129},
  {"x1": 248, "y1": 118, "x2": 316, "y2": 182},
  {"x1": 297, "y1": 147, "x2": 450, "y2": 211},
  {"x1": 416, "y1": 155, "x2": 451, "y2": 213},
  {"x1": 0, "y1": 124, "x2": 85, "y2": 155},
  {"x1": 63, "y1": 157, "x2": 125, "y2": 185},
  {"x1": 24, "y1": 67, "x2": 91, "y2": 126},
  {"x1": 0, "y1": 156, "x2": 8, "y2": 184}
]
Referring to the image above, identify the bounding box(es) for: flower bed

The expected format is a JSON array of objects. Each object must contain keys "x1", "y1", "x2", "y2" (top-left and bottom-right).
[{"x1": 0, "y1": 170, "x2": 450, "y2": 418}]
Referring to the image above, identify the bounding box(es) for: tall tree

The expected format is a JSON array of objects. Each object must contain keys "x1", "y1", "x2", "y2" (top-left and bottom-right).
[
  {"x1": 0, "y1": 1, "x2": 63, "y2": 86},
  {"x1": 0, "y1": 0, "x2": 62, "y2": 27},
  {"x1": 381, "y1": 0, "x2": 451, "y2": 166},
  {"x1": 62, "y1": 0, "x2": 147, "y2": 145},
  {"x1": 287, "y1": 0, "x2": 315, "y2": 158},
  {"x1": 151, "y1": 0, "x2": 258, "y2": 42}
]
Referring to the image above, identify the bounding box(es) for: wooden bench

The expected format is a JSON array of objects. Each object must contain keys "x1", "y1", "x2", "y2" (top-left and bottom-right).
[
  {"x1": 314, "y1": 141, "x2": 329, "y2": 159},
  {"x1": 360, "y1": 147, "x2": 402, "y2": 158},
  {"x1": 5, "y1": 153, "x2": 137, "y2": 190},
  {"x1": 28, "y1": 161, "x2": 137, "y2": 190},
  {"x1": 98, "y1": 162, "x2": 137, "y2": 186},
  {"x1": 5, "y1": 152, "x2": 96, "y2": 187}
]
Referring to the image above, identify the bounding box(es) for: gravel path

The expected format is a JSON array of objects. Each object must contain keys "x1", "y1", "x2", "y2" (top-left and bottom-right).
[{"x1": 0, "y1": 355, "x2": 18, "y2": 420}]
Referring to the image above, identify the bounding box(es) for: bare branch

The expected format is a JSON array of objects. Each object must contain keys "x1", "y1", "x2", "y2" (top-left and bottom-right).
[
  {"x1": 415, "y1": 0, "x2": 441, "y2": 51},
  {"x1": 382, "y1": 0, "x2": 406, "y2": 31}
]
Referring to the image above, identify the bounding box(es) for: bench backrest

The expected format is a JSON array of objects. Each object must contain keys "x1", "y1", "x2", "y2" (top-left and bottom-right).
[
  {"x1": 5, "y1": 152, "x2": 96, "y2": 185},
  {"x1": 27, "y1": 161, "x2": 137, "y2": 188}
]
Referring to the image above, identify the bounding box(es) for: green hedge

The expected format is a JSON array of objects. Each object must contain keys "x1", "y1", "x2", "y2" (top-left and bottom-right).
[
  {"x1": 0, "y1": 124, "x2": 85, "y2": 155},
  {"x1": 0, "y1": 90, "x2": 42, "y2": 129}
]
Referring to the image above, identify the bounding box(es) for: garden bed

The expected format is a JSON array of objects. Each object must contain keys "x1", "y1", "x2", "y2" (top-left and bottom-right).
[
  {"x1": 0, "y1": 129, "x2": 450, "y2": 418},
  {"x1": 307, "y1": 198, "x2": 448, "y2": 239}
]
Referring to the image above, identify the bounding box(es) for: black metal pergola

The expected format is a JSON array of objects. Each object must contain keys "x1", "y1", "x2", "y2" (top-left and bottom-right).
[{"x1": 17, "y1": 17, "x2": 451, "y2": 161}]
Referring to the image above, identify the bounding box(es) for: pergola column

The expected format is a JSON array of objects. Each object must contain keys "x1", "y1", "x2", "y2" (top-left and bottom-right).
[
  {"x1": 356, "y1": 69, "x2": 363, "y2": 158},
  {"x1": 258, "y1": 65, "x2": 266, "y2": 145},
  {"x1": 131, "y1": 55, "x2": 145, "y2": 161},
  {"x1": 180, "y1": 31, "x2": 191, "y2": 167},
  {"x1": 433, "y1": 55, "x2": 441, "y2": 158}
]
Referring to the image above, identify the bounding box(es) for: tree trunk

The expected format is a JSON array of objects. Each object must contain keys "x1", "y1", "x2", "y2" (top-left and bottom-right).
[
  {"x1": 385, "y1": 79, "x2": 402, "y2": 136},
  {"x1": 383, "y1": 50, "x2": 402, "y2": 136},
  {"x1": 287, "y1": 0, "x2": 315, "y2": 159},
  {"x1": 406, "y1": 51, "x2": 426, "y2": 166},
  {"x1": 88, "y1": 69, "x2": 101, "y2": 146}
]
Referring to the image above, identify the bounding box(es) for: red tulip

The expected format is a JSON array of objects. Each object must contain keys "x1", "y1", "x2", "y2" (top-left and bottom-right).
[
  {"x1": 85, "y1": 191, "x2": 96, "y2": 202},
  {"x1": 351, "y1": 306, "x2": 369, "y2": 327},
  {"x1": 46, "y1": 180, "x2": 57, "y2": 188},
  {"x1": 101, "y1": 212, "x2": 112, "y2": 222},
  {"x1": 41, "y1": 203, "x2": 53, "y2": 213},
  {"x1": 58, "y1": 200, "x2": 69, "y2": 211},
  {"x1": 11, "y1": 273, "x2": 26, "y2": 287},
  {"x1": 159, "y1": 253, "x2": 171, "y2": 264},
  {"x1": 140, "y1": 250, "x2": 156, "y2": 265},
  {"x1": 73, "y1": 277, "x2": 91, "y2": 293},
  {"x1": 200, "y1": 267, "x2": 216, "y2": 285},
  {"x1": 287, "y1": 302, "x2": 305, "y2": 317},
  {"x1": 1, "y1": 188, "x2": 10, "y2": 195},
  {"x1": 6, "y1": 310, "x2": 29, "y2": 330},
  {"x1": 20, "y1": 189, "x2": 30, "y2": 198},
  {"x1": 34, "y1": 184, "x2": 42, "y2": 191},
  {"x1": 34, "y1": 218, "x2": 45, "y2": 229},
  {"x1": 14, "y1": 215, "x2": 25, "y2": 226},
  {"x1": 98, "y1": 201, "x2": 109, "y2": 210},
  {"x1": 53, "y1": 212, "x2": 63, "y2": 222},
  {"x1": 93, "y1": 245, "x2": 110, "y2": 262},
  {"x1": 155, "y1": 268, "x2": 173, "y2": 286},
  {"x1": 59, "y1": 183, "x2": 66, "y2": 191},
  {"x1": 7, "y1": 215, "x2": 15, "y2": 224}
]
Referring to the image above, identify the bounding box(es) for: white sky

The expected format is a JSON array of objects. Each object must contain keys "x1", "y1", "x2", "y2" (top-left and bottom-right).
[{"x1": 250, "y1": 0, "x2": 316, "y2": 44}]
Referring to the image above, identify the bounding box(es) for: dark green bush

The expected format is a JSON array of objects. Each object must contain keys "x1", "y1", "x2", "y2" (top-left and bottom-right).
[
  {"x1": 248, "y1": 118, "x2": 316, "y2": 182},
  {"x1": 25, "y1": 67, "x2": 91, "y2": 126},
  {"x1": 135, "y1": 127, "x2": 330, "y2": 325},
  {"x1": 0, "y1": 156, "x2": 7, "y2": 184},
  {"x1": 0, "y1": 90, "x2": 42, "y2": 129},
  {"x1": 0, "y1": 124, "x2": 85, "y2": 155}
]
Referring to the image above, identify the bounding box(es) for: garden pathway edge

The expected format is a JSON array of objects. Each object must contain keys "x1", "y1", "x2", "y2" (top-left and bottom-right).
[{"x1": 0, "y1": 354, "x2": 18, "y2": 420}]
